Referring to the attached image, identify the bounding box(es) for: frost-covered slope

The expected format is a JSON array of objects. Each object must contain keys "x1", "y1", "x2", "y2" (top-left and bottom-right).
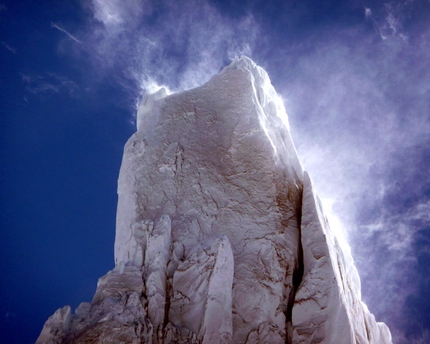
[{"x1": 37, "y1": 57, "x2": 391, "y2": 344}]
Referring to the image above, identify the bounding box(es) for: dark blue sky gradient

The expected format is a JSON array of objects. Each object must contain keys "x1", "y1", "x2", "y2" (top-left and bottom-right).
[{"x1": 1, "y1": 0, "x2": 430, "y2": 343}]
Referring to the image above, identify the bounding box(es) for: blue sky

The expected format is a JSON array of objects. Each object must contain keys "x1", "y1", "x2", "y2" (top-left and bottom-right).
[{"x1": 1, "y1": 0, "x2": 429, "y2": 343}]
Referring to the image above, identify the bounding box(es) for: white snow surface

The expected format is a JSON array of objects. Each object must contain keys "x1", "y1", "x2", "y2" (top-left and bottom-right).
[
  {"x1": 37, "y1": 57, "x2": 392, "y2": 344},
  {"x1": 293, "y1": 172, "x2": 391, "y2": 343}
]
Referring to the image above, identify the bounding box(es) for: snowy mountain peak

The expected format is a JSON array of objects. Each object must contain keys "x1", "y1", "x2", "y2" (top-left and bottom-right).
[{"x1": 37, "y1": 57, "x2": 392, "y2": 344}]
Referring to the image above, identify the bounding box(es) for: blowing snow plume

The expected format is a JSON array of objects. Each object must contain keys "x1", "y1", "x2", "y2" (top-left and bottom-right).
[{"x1": 79, "y1": 0, "x2": 256, "y2": 112}]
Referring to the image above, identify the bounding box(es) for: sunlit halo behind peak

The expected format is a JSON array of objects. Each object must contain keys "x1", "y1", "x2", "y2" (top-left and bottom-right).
[{"x1": 320, "y1": 197, "x2": 352, "y2": 253}]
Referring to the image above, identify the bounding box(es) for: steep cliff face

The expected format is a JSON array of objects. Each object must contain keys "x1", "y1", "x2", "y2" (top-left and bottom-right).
[{"x1": 37, "y1": 57, "x2": 392, "y2": 344}]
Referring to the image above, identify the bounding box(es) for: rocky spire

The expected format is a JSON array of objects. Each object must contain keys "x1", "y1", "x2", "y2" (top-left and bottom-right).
[{"x1": 37, "y1": 57, "x2": 392, "y2": 344}]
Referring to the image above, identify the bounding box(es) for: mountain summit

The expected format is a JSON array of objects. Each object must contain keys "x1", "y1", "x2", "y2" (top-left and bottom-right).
[{"x1": 37, "y1": 57, "x2": 392, "y2": 344}]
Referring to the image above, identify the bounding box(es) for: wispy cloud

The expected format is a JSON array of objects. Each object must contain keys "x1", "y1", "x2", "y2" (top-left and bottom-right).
[
  {"x1": 351, "y1": 197, "x2": 430, "y2": 342},
  {"x1": 364, "y1": 0, "x2": 416, "y2": 40},
  {"x1": 277, "y1": 7, "x2": 430, "y2": 342},
  {"x1": 51, "y1": 22, "x2": 81, "y2": 44},
  {"x1": 2, "y1": 41, "x2": 17, "y2": 54},
  {"x1": 91, "y1": 0, "x2": 145, "y2": 26},
  {"x1": 21, "y1": 73, "x2": 79, "y2": 96}
]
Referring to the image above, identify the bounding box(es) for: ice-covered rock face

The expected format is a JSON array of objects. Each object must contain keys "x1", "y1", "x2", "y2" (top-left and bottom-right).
[
  {"x1": 115, "y1": 56, "x2": 304, "y2": 342},
  {"x1": 37, "y1": 57, "x2": 392, "y2": 344}
]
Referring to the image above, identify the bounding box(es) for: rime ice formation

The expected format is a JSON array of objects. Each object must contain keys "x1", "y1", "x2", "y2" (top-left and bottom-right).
[{"x1": 37, "y1": 57, "x2": 392, "y2": 344}]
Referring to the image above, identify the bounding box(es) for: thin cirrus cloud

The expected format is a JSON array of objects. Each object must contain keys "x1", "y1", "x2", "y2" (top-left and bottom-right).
[
  {"x1": 280, "y1": 4, "x2": 430, "y2": 341},
  {"x1": 91, "y1": 0, "x2": 145, "y2": 26},
  {"x1": 365, "y1": 2, "x2": 407, "y2": 40},
  {"x1": 21, "y1": 73, "x2": 80, "y2": 96},
  {"x1": 51, "y1": 22, "x2": 82, "y2": 44},
  {"x1": 2, "y1": 41, "x2": 17, "y2": 54}
]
